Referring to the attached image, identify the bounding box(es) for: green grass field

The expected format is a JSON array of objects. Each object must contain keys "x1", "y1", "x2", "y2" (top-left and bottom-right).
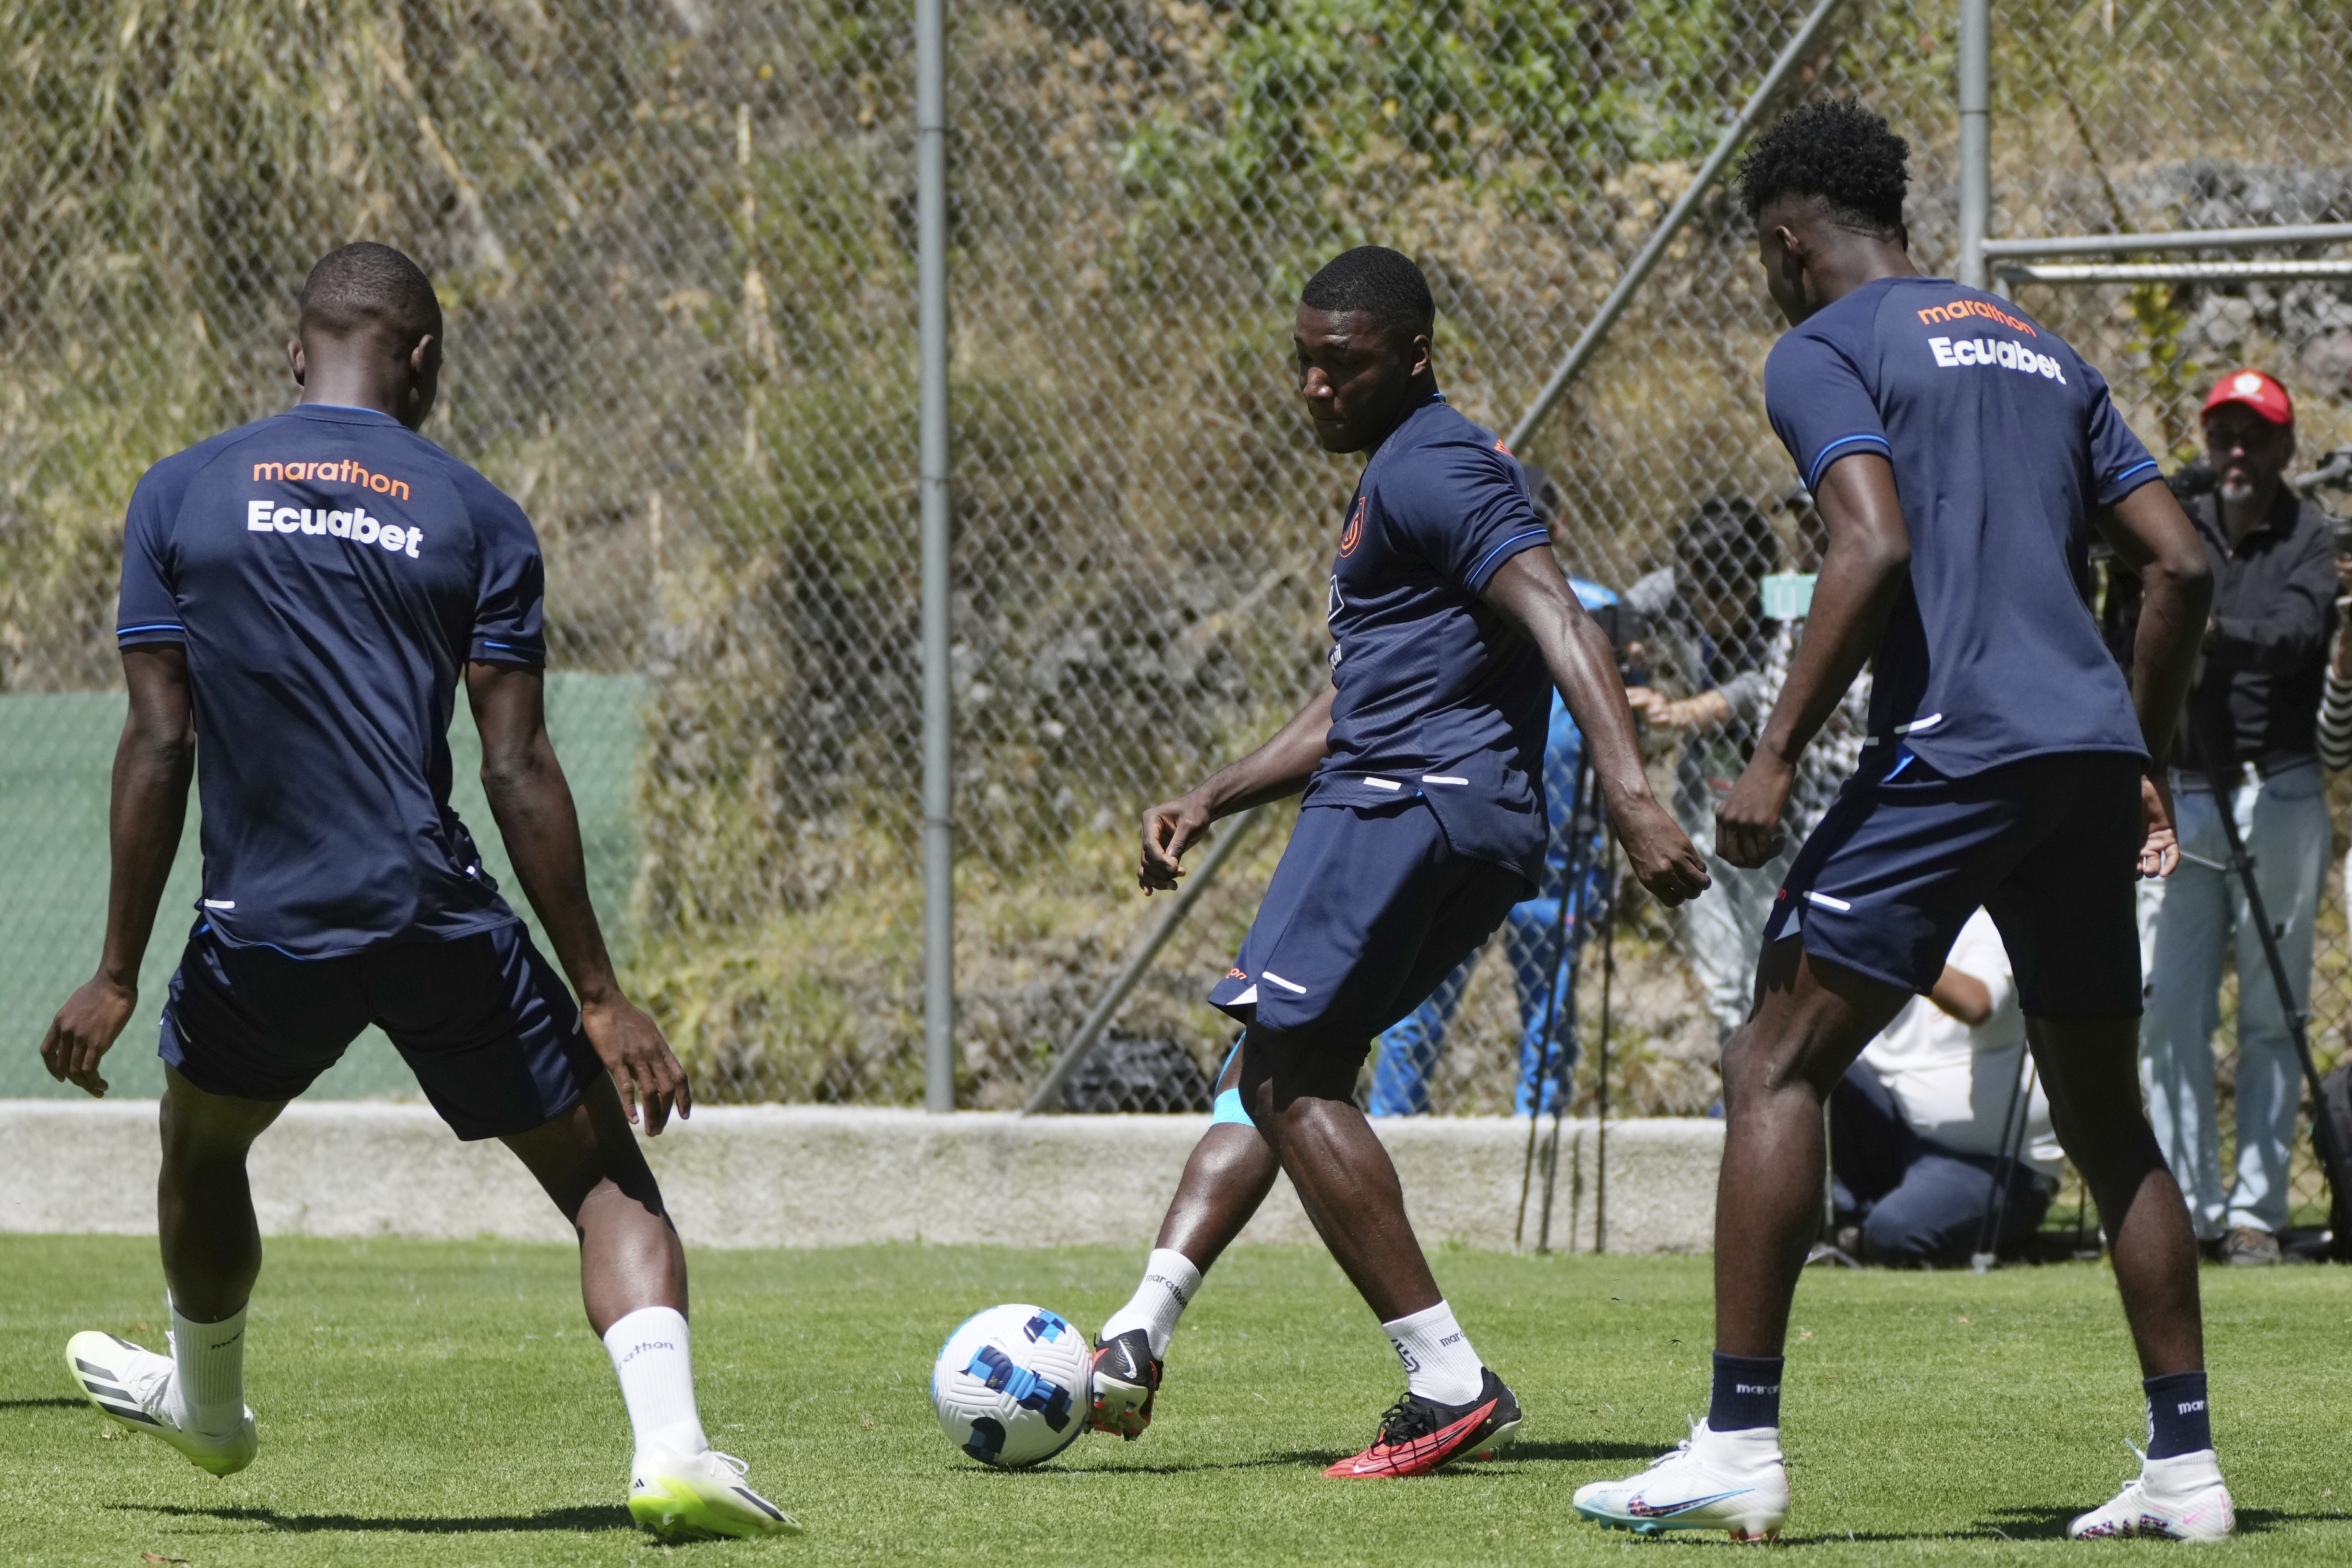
[{"x1": 4, "y1": 1237, "x2": 2348, "y2": 1564}]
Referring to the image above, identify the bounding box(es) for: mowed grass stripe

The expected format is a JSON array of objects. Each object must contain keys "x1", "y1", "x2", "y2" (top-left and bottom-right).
[{"x1": 2, "y1": 1236, "x2": 2346, "y2": 1564}]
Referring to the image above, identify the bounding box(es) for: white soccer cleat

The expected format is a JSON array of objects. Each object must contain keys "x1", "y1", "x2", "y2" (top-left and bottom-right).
[
  {"x1": 64, "y1": 1330, "x2": 257, "y2": 1477},
  {"x1": 628, "y1": 1444, "x2": 801, "y2": 1539},
  {"x1": 1572, "y1": 1419, "x2": 1788, "y2": 1541},
  {"x1": 2067, "y1": 1446, "x2": 2234, "y2": 1541}
]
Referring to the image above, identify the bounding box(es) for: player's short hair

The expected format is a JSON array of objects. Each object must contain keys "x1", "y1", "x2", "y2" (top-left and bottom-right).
[
  {"x1": 299, "y1": 242, "x2": 443, "y2": 344},
  {"x1": 1676, "y1": 496, "x2": 1778, "y2": 593},
  {"x1": 1300, "y1": 246, "x2": 1435, "y2": 345},
  {"x1": 1737, "y1": 99, "x2": 1909, "y2": 237}
]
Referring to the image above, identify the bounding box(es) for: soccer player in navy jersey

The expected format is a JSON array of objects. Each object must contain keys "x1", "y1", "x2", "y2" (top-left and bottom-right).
[
  {"x1": 1094, "y1": 246, "x2": 1710, "y2": 1478},
  {"x1": 1574, "y1": 104, "x2": 2231, "y2": 1541},
  {"x1": 41, "y1": 244, "x2": 793, "y2": 1541}
]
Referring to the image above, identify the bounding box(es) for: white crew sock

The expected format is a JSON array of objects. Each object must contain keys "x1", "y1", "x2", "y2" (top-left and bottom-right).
[
  {"x1": 1098, "y1": 1248, "x2": 1202, "y2": 1360},
  {"x1": 603, "y1": 1306, "x2": 709, "y2": 1459},
  {"x1": 1381, "y1": 1300, "x2": 1484, "y2": 1406},
  {"x1": 168, "y1": 1302, "x2": 248, "y2": 1439}
]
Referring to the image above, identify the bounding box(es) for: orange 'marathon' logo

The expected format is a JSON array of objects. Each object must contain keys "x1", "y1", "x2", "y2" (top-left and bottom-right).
[
  {"x1": 1916, "y1": 297, "x2": 2037, "y2": 337},
  {"x1": 254, "y1": 458, "x2": 411, "y2": 502}
]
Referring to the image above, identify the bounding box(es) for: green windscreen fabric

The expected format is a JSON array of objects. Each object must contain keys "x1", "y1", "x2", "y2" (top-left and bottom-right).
[{"x1": 0, "y1": 672, "x2": 642, "y2": 1100}]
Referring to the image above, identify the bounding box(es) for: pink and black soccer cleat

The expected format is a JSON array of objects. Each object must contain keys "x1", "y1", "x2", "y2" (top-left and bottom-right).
[{"x1": 1324, "y1": 1368, "x2": 1521, "y2": 1478}]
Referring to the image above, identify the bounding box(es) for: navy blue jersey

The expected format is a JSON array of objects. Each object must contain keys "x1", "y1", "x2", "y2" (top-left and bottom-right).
[
  {"x1": 1764, "y1": 278, "x2": 2158, "y2": 777},
  {"x1": 115, "y1": 404, "x2": 546, "y2": 957},
  {"x1": 1304, "y1": 395, "x2": 1554, "y2": 886}
]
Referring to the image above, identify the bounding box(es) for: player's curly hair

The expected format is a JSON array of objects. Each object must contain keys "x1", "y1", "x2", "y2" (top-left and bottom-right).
[
  {"x1": 300, "y1": 242, "x2": 443, "y2": 344},
  {"x1": 1300, "y1": 246, "x2": 1435, "y2": 344},
  {"x1": 1737, "y1": 99, "x2": 1909, "y2": 237}
]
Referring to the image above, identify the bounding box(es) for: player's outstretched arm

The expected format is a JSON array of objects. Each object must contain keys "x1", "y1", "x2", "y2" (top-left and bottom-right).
[
  {"x1": 1138, "y1": 684, "x2": 1336, "y2": 892},
  {"x1": 1479, "y1": 550, "x2": 1709, "y2": 907},
  {"x1": 1716, "y1": 452, "x2": 1912, "y2": 868},
  {"x1": 43, "y1": 646, "x2": 196, "y2": 1097},
  {"x1": 2094, "y1": 479, "x2": 2214, "y2": 878},
  {"x1": 468, "y1": 661, "x2": 689, "y2": 1133}
]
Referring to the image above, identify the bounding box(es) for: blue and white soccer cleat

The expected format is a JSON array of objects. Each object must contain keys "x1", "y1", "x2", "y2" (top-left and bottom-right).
[
  {"x1": 64, "y1": 1330, "x2": 257, "y2": 1477},
  {"x1": 1572, "y1": 1419, "x2": 1788, "y2": 1541},
  {"x1": 2067, "y1": 1446, "x2": 2234, "y2": 1541},
  {"x1": 628, "y1": 1444, "x2": 801, "y2": 1540}
]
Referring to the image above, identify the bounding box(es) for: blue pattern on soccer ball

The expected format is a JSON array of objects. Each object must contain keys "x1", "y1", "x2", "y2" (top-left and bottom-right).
[
  {"x1": 1024, "y1": 1310, "x2": 1070, "y2": 1343},
  {"x1": 965, "y1": 1345, "x2": 1074, "y2": 1431},
  {"x1": 962, "y1": 1415, "x2": 1008, "y2": 1464}
]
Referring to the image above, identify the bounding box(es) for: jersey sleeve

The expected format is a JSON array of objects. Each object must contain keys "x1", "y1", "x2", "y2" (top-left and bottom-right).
[
  {"x1": 2077, "y1": 361, "x2": 2162, "y2": 505},
  {"x1": 1763, "y1": 329, "x2": 1891, "y2": 492},
  {"x1": 465, "y1": 478, "x2": 548, "y2": 667},
  {"x1": 1383, "y1": 437, "x2": 1551, "y2": 594},
  {"x1": 115, "y1": 465, "x2": 186, "y2": 649}
]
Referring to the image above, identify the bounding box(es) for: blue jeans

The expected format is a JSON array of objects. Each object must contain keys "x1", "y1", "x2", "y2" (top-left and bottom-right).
[
  {"x1": 1829, "y1": 1062, "x2": 2053, "y2": 1266},
  {"x1": 1369, "y1": 897, "x2": 1586, "y2": 1116},
  {"x1": 2139, "y1": 762, "x2": 2329, "y2": 1237}
]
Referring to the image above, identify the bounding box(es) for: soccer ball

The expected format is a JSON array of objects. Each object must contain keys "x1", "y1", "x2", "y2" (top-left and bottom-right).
[{"x1": 931, "y1": 1303, "x2": 1093, "y2": 1469}]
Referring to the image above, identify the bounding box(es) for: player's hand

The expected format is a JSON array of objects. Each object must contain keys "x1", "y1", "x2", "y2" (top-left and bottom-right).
[
  {"x1": 1611, "y1": 795, "x2": 1710, "y2": 907},
  {"x1": 2138, "y1": 769, "x2": 2181, "y2": 879},
  {"x1": 581, "y1": 996, "x2": 692, "y2": 1135},
  {"x1": 1716, "y1": 753, "x2": 1795, "y2": 869},
  {"x1": 1139, "y1": 791, "x2": 1213, "y2": 894},
  {"x1": 41, "y1": 974, "x2": 137, "y2": 1099}
]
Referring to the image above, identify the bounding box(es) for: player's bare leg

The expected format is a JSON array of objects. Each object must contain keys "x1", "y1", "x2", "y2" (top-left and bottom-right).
[
  {"x1": 503, "y1": 1073, "x2": 686, "y2": 1331},
  {"x1": 2028, "y1": 1015, "x2": 2229, "y2": 1537},
  {"x1": 503, "y1": 1076, "x2": 794, "y2": 1538},
  {"x1": 1240, "y1": 1025, "x2": 1521, "y2": 1476},
  {"x1": 1239, "y1": 1027, "x2": 1439, "y2": 1320},
  {"x1": 64, "y1": 1067, "x2": 283, "y2": 1475},
  {"x1": 2031, "y1": 1014, "x2": 2202, "y2": 1372},
  {"x1": 1711, "y1": 941, "x2": 1909, "y2": 1356},
  {"x1": 1574, "y1": 939, "x2": 1903, "y2": 1539},
  {"x1": 156, "y1": 1066, "x2": 289, "y2": 1322},
  {"x1": 1156, "y1": 1059, "x2": 1280, "y2": 1271},
  {"x1": 1091, "y1": 1049, "x2": 1278, "y2": 1437}
]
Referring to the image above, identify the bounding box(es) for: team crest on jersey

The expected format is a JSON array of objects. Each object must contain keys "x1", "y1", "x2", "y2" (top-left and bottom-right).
[{"x1": 1339, "y1": 495, "x2": 1366, "y2": 556}]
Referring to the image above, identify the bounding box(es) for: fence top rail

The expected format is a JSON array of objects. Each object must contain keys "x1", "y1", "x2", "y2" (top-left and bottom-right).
[
  {"x1": 1983, "y1": 223, "x2": 2352, "y2": 260},
  {"x1": 1999, "y1": 259, "x2": 2352, "y2": 284}
]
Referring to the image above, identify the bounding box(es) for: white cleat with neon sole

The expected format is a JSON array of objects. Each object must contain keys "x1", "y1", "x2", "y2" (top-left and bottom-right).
[
  {"x1": 64, "y1": 1330, "x2": 257, "y2": 1477},
  {"x1": 629, "y1": 1444, "x2": 801, "y2": 1540},
  {"x1": 2067, "y1": 1446, "x2": 2234, "y2": 1541},
  {"x1": 1573, "y1": 1419, "x2": 1788, "y2": 1541}
]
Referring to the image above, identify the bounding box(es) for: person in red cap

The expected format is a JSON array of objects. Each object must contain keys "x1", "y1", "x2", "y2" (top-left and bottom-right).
[{"x1": 2139, "y1": 367, "x2": 2338, "y2": 1266}]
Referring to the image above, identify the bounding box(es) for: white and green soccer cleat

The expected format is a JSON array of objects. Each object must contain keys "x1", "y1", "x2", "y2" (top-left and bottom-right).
[
  {"x1": 629, "y1": 1445, "x2": 801, "y2": 1540},
  {"x1": 64, "y1": 1330, "x2": 257, "y2": 1477},
  {"x1": 1572, "y1": 1419, "x2": 1788, "y2": 1541}
]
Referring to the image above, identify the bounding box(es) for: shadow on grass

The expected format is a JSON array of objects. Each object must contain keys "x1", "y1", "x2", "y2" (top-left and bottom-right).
[
  {"x1": 1004, "y1": 1439, "x2": 1676, "y2": 1478},
  {"x1": 0, "y1": 1397, "x2": 88, "y2": 1411},
  {"x1": 1494, "y1": 1440, "x2": 1672, "y2": 1462},
  {"x1": 966, "y1": 1451, "x2": 1353, "y2": 1477},
  {"x1": 1766, "y1": 1504, "x2": 2344, "y2": 1546},
  {"x1": 112, "y1": 1504, "x2": 630, "y2": 1536}
]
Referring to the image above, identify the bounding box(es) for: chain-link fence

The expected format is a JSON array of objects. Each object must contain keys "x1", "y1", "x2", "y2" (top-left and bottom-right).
[{"x1": 2, "y1": 2, "x2": 2348, "y2": 1224}]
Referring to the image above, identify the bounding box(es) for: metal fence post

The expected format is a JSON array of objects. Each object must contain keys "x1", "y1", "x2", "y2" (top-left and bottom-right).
[
  {"x1": 1502, "y1": 0, "x2": 1851, "y2": 452},
  {"x1": 918, "y1": 0, "x2": 955, "y2": 1112},
  {"x1": 1958, "y1": 0, "x2": 1989, "y2": 290}
]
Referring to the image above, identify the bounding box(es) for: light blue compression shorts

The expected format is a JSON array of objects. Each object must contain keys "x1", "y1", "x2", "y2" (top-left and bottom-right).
[{"x1": 1210, "y1": 1037, "x2": 1251, "y2": 1126}]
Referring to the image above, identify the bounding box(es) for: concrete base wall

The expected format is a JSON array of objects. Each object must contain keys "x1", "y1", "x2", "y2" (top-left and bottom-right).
[{"x1": 0, "y1": 1102, "x2": 1721, "y2": 1254}]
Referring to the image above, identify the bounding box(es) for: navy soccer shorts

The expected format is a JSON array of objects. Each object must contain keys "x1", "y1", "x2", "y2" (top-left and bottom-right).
[
  {"x1": 1761, "y1": 749, "x2": 2144, "y2": 1017},
  {"x1": 1207, "y1": 800, "x2": 1526, "y2": 1058},
  {"x1": 158, "y1": 917, "x2": 600, "y2": 1139}
]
